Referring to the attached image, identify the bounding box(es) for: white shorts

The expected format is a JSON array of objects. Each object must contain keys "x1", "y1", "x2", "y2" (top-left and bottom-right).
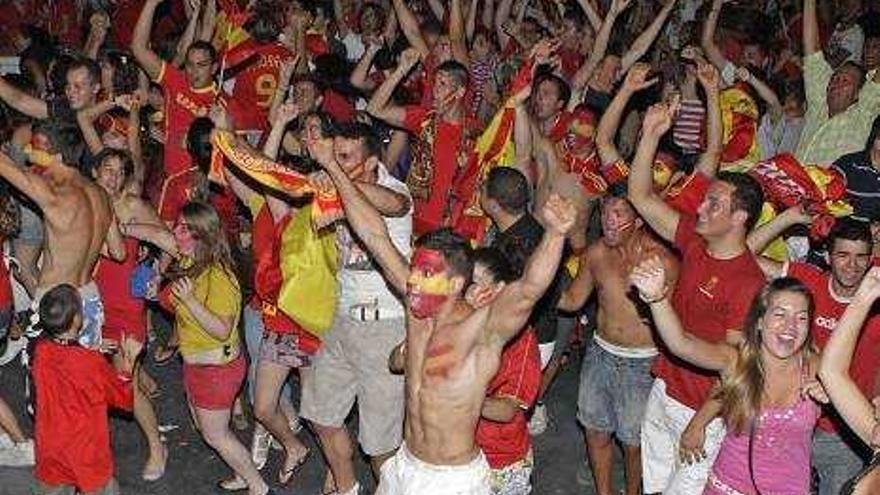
[
  {"x1": 376, "y1": 443, "x2": 491, "y2": 495},
  {"x1": 641, "y1": 379, "x2": 725, "y2": 495}
]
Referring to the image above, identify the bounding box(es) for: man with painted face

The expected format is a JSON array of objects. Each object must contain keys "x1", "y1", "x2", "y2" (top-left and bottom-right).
[
  {"x1": 753, "y1": 216, "x2": 880, "y2": 494},
  {"x1": 317, "y1": 137, "x2": 575, "y2": 493},
  {"x1": 0, "y1": 120, "x2": 125, "y2": 350},
  {"x1": 627, "y1": 101, "x2": 766, "y2": 494},
  {"x1": 797, "y1": 0, "x2": 880, "y2": 165},
  {"x1": 557, "y1": 183, "x2": 678, "y2": 495}
]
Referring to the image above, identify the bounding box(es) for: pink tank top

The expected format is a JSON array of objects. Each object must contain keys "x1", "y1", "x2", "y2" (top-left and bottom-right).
[{"x1": 705, "y1": 388, "x2": 820, "y2": 495}]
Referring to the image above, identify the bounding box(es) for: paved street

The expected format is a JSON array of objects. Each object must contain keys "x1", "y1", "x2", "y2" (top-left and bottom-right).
[{"x1": 0, "y1": 341, "x2": 625, "y2": 495}]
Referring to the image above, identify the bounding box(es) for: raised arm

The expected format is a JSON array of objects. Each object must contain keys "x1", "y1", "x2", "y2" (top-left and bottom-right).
[
  {"x1": 0, "y1": 150, "x2": 54, "y2": 207},
  {"x1": 316, "y1": 138, "x2": 410, "y2": 294},
  {"x1": 747, "y1": 204, "x2": 810, "y2": 255},
  {"x1": 631, "y1": 256, "x2": 736, "y2": 371},
  {"x1": 819, "y1": 267, "x2": 880, "y2": 447},
  {"x1": 596, "y1": 63, "x2": 657, "y2": 165},
  {"x1": 131, "y1": 0, "x2": 166, "y2": 80},
  {"x1": 366, "y1": 48, "x2": 422, "y2": 128},
  {"x1": 0, "y1": 77, "x2": 48, "y2": 119},
  {"x1": 350, "y1": 42, "x2": 382, "y2": 91},
  {"x1": 392, "y1": 0, "x2": 431, "y2": 58},
  {"x1": 574, "y1": 0, "x2": 602, "y2": 32},
  {"x1": 486, "y1": 194, "x2": 575, "y2": 344},
  {"x1": 83, "y1": 11, "x2": 110, "y2": 60},
  {"x1": 736, "y1": 67, "x2": 783, "y2": 122},
  {"x1": 172, "y1": 0, "x2": 203, "y2": 68},
  {"x1": 571, "y1": 0, "x2": 630, "y2": 92},
  {"x1": 694, "y1": 60, "x2": 722, "y2": 178},
  {"x1": 803, "y1": 0, "x2": 820, "y2": 56},
  {"x1": 620, "y1": 0, "x2": 676, "y2": 73},
  {"x1": 122, "y1": 200, "x2": 179, "y2": 257},
  {"x1": 701, "y1": 0, "x2": 731, "y2": 71},
  {"x1": 627, "y1": 101, "x2": 681, "y2": 242},
  {"x1": 465, "y1": 0, "x2": 479, "y2": 42}
]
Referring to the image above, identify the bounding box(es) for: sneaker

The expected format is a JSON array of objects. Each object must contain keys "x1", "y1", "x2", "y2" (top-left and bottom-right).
[
  {"x1": 252, "y1": 424, "x2": 271, "y2": 470},
  {"x1": 0, "y1": 440, "x2": 35, "y2": 467},
  {"x1": 528, "y1": 403, "x2": 548, "y2": 436}
]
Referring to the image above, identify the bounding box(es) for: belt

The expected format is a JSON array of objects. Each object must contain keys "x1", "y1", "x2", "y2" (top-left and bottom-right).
[{"x1": 347, "y1": 302, "x2": 402, "y2": 322}]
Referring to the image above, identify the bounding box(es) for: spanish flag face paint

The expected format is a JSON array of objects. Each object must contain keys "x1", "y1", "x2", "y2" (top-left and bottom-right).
[{"x1": 408, "y1": 248, "x2": 454, "y2": 319}]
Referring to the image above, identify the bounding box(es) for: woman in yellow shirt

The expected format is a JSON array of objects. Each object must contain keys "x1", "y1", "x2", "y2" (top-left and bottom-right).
[{"x1": 163, "y1": 201, "x2": 274, "y2": 495}]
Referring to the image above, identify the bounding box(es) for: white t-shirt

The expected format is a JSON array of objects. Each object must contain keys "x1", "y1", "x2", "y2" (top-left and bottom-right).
[
  {"x1": 338, "y1": 31, "x2": 366, "y2": 63},
  {"x1": 336, "y1": 164, "x2": 412, "y2": 318}
]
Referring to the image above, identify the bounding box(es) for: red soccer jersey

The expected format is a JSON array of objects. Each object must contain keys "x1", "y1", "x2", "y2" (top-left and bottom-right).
[
  {"x1": 653, "y1": 215, "x2": 765, "y2": 409},
  {"x1": 157, "y1": 167, "x2": 240, "y2": 242},
  {"x1": 229, "y1": 42, "x2": 295, "y2": 131},
  {"x1": 33, "y1": 340, "x2": 133, "y2": 492},
  {"x1": 403, "y1": 106, "x2": 469, "y2": 236},
  {"x1": 785, "y1": 262, "x2": 880, "y2": 433},
  {"x1": 157, "y1": 63, "x2": 219, "y2": 176},
  {"x1": 476, "y1": 328, "x2": 541, "y2": 469}
]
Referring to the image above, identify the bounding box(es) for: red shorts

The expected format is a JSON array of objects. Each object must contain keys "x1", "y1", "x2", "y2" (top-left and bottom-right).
[{"x1": 182, "y1": 355, "x2": 246, "y2": 410}]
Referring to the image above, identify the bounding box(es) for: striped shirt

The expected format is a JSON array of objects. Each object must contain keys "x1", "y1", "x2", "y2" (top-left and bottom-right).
[{"x1": 673, "y1": 98, "x2": 705, "y2": 154}]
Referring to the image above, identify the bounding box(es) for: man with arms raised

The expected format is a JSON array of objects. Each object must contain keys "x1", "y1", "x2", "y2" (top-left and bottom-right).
[
  {"x1": 557, "y1": 183, "x2": 678, "y2": 495},
  {"x1": 313, "y1": 135, "x2": 575, "y2": 493},
  {"x1": 0, "y1": 120, "x2": 124, "y2": 348},
  {"x1": 627, "y1": 101, "x2": 766, "y2": 494}
]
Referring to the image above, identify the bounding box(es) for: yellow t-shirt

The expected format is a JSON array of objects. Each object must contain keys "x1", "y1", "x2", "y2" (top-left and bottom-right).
[{"x1": 173, "y1": 264, "x2": 242, "y2": 358}]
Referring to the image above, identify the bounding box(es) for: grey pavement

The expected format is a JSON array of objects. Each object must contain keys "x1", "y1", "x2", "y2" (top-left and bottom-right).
[{"x1": 0, "y1": 342, "x2": 628, "y2": 495}]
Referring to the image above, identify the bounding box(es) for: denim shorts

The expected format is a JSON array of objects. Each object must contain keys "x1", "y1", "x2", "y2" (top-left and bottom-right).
[{"x1": 576, "y1": 341, "x2": 655, "y2": 445}]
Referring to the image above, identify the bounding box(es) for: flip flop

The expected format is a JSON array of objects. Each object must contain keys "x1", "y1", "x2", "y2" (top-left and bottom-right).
[
  {"x1": 278, "y1": 447, "x2": 311, "y2": 485},
  {"x1": 218, "y1": 475, "x2": 247, "y2": 492}
]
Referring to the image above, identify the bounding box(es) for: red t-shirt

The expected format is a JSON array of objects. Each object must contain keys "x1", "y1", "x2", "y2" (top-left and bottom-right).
[
  {"x1": 110, "y1": 0, "x2": 146, "y2": 48},
  {"x1": 654, "y1": 215, "x2": 764, "y2": 409},
  {"x1": 786, "y1": 262, "x2": 880, "y2": 433},
  {"x1": 476, "y1": 328, "x2": 541, "y2": 469},
  {"x1": 229, "y1": 42, "x2": 295, "y2": 131},
  {"x1": 48, "y1": 0, "x2": 81, "y2": 47},
  {"x1": 33, "y1": 340, "x2": 133, "y2": 492},
  {"x1": 157, "y1": 168, "x2": 240, "y2": 241},
  {"x1": 157, "y1": 63, "x2": 219, "y2": 176},
  {"x1": 95, "y1": 237, "x2": 146, "y2": 343},
  {"x1": 403, "y1": 105, "x2": 468, "y2": 236},
  {"x1": 251, "y1": 204, "x2": 320, "y2": 353}
]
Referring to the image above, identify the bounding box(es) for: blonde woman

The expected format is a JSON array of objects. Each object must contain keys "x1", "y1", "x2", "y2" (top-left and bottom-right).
[
  {"x1": 630, "y1": 257, "x2": 827, "y2": 495},
  {"x1": 819, "y1": 267, "x2": 880, "y2": 495},
  {"x1": 160, "y1": 201, "x2": 276, "y2": 495}
]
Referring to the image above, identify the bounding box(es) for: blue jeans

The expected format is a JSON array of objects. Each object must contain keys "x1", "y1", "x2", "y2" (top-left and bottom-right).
[
  {"x1": 812, "y1": 428, "x2": 868, "y2": 494},
  {"x1": 243, "y1": 305, "x2": 291, "y2": 405},
  {"x1": 577, "y1": 342, "x2": 655, "y2": 446}
]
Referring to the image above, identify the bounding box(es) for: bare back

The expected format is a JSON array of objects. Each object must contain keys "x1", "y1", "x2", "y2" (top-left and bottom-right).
[
  {"x1": 588, "y1": 230, "x2": 677, "y2": 349},
  {"x1": 39, "y1": 174, "x2": 113, "y2": 288},
  {"x1": 403, "y1": 304, "x2": 503, "y2": 466}
]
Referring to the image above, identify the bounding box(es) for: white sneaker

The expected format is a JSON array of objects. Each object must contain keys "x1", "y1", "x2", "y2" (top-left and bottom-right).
[
  {"x1": 251, "y1": 424, "x2": 271, "y2": 470},
  {"x1": 0, "y1": 440, "x2": 35, "y2": 467},
  {"x1": 528, "y1": 403, "x2": 548, "y2": 436},
  {"x1": 0, "y1": 337, "x2": 26, "y2": 366}
]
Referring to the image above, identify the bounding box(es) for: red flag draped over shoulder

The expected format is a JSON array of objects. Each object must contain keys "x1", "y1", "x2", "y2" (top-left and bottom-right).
[
  {"x1": 451, "y1": 60, "x2": 534, "y2": 242},
  {"x1": 209, "y1": 130, "x2": 344, "y2": 228}
]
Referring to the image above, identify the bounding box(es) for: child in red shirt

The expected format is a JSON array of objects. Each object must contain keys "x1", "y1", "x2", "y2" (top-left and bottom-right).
[{"x1": 32, "y1": 285, "x2": 140, "y2": 495}]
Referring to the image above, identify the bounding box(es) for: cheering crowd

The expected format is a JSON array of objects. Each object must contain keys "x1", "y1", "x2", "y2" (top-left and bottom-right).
[{"x1": 0, "y1": 0, "x2": 879, "y2": 493}]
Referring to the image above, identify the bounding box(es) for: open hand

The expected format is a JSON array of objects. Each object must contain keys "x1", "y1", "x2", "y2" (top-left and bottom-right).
[
  {"x1": 802, "y1": 379, "x2": 829, "y2": 404},
  {"x1": 641, "y1": 100, "x2": 678, "y2": 139},
  {"x1": 398, "y1": 47, "x2": 422, "y2": 70},
  {"x1": 630, "y1": 256, "x2": 667, "y2": 302},
  {"x1": 622, "y1": 63, "x2": 658, "y2": 92},
  {"x1": 539, "y1": 194, "x2": 577, "y2": 236},
  {"x1": 171, "y1": 277, "x2": 194, "y2": 302},
  {"x1": 696, "y1": 61, "x2": 721, "y2": 92}
]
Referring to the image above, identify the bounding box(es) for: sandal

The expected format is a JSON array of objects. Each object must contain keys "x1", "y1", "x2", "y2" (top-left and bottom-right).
[
  {"x1": 278, "y1": 447, "x2": 311, "y2": 485},
  {"x1": 217, "y1": 475, "x2": 247, "y2": 492}
]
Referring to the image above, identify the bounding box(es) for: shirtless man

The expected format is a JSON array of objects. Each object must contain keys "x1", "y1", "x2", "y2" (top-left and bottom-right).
[
  {"x1": 557, "y1": 184, "x2": 678, "y2": 495},
  {"x1": 0, "y1": 120, "x2": 125, "y2": 348},
  {"x1": 313, "y1": 135, "x2": 575, "y2": 493}
]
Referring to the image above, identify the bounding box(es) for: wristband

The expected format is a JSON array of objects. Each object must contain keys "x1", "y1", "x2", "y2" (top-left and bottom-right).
[{"x1": 640, "y1": 287, "x2": 669, "y2": 305}]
